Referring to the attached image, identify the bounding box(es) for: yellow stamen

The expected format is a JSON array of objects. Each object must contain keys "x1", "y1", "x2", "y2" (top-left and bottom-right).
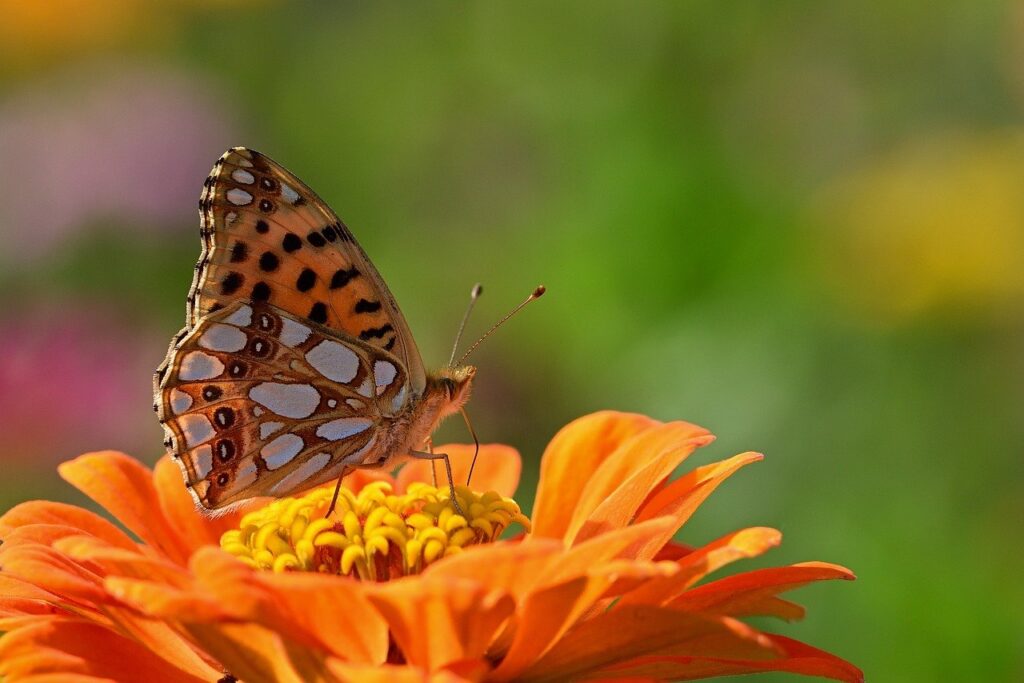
[{"x1": 221, "y1": 480, "x2": 530, "y2": 578}]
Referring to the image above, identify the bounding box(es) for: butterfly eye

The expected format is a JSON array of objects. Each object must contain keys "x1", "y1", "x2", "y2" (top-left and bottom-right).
[{"x1": 441, "y1": 377, "x2": 456, "y2": 396}]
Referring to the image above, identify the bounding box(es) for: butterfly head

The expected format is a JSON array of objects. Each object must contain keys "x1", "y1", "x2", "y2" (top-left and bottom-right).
[{"x1": 434, "y1": 365, "x2": 476, "y2": 417}]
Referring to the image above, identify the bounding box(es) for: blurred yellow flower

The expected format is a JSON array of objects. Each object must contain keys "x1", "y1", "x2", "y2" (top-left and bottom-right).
[{"x1": 810, "y1": 131, "x2": 1024, "y2": 324}]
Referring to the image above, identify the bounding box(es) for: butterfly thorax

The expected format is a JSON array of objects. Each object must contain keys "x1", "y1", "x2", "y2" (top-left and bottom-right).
[{"x1": 397, "y1": 366, "x2": 476, "y2": 454}]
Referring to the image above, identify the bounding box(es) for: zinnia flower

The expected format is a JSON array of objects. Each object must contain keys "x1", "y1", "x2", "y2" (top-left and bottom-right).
[{"x1": 0, "y1": 411, "x2": 862, "y2": 682}]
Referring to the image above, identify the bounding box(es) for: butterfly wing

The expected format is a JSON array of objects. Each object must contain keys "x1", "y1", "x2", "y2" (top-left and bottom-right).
[
  {"x1": 157, "y1": 301, "x2": 411, "y2": 510},
  {"x1": 188, "y1": 147, "x2": 426, "y2": 396}
]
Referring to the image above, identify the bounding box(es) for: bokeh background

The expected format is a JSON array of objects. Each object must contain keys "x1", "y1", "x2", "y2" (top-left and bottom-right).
[{"x1": 2, "y1": 2, "x2": 1023, "y2": 680}]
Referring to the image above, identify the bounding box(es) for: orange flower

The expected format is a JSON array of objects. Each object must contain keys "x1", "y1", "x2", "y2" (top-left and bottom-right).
[{"x1": 0, "y1": 411, "x2": 862, "y2": 682}]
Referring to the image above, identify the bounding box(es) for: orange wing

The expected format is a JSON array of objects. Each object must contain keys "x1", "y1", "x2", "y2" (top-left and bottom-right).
[{"x1": 188, "y1": 147, "x2": 426, "y2": 395}]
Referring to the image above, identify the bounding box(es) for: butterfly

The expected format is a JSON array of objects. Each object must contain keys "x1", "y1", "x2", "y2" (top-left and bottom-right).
[{"x1": 154, "y1": 147, "x2": 523, "y2": 515}]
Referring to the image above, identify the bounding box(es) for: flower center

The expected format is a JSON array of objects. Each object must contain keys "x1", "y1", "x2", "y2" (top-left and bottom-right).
[{"x1": 220, "y1": 481, "x2": 529, "y2": 579}]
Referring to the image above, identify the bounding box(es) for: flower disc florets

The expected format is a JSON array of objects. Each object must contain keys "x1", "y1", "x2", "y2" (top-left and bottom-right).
[{"x1": 220, "y1": 481, "x2": 529, "y2": 580}]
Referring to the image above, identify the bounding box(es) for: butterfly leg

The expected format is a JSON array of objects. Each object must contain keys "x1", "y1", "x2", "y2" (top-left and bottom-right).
[
  {"x1": 425, "y1": 437, "x2": 438, "y2": 488},
  {"x1": 408, "y1": 449, "x2": 467, "y2": 518},
  {"x1": 325, "y1": 465, "x2": 353, "y2": 518}
]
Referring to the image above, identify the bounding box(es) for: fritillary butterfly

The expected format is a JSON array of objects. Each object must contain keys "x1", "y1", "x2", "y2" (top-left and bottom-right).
[{"x1": 154, "y1": 147, "x2": 515, "y2": 513}]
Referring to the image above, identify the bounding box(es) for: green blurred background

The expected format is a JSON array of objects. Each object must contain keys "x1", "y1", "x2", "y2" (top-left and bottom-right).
[{"x1": 1, "y1": 2, "x2": 1022, "y2": 680}]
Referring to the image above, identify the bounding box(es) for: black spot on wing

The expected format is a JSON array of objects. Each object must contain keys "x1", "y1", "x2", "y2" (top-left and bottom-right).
[
  {"x1": 282, "y1": 233, "x2": 302, "y2": 252},
  {"x1": 330, "y1": 266, "x2": 360, "y2": 289},
  {"x1": 309, "y1": 302, "x2": 328, "y2": 324},
  {"x1": 220, "y1": 272, "x2": 243, "y2": 295},
  {"x1": 359, "y1": 324, "x2": 394, "y2": 341},
  {"x1": 296, "y1": 268, "x2": 316, "y2": 292},
  {"x1": 229, "y1": 241, "x2": 248, "y2": 263},
  {"x1": 307, "y1": 231, "x2": 326, "y2": 247},
  {"x1": 354, "y1": 298, "x2": 382, "y2": 314},
  {"x1": 252, "y1": 281, "x2": 271, "y2": 301},
  {"x1": 259, "y1": 252, "x2": 279, "y2": 272}
]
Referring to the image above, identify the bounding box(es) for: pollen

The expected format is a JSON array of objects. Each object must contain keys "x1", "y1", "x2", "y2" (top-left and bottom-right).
[{"x1": 219, "y1": 481, "x2": 530, "y2": 579}]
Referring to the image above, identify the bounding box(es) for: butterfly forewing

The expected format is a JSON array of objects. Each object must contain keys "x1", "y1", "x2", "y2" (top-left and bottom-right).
[
  {"x1": 190, "y1": 147, "x2": 426, "y2": 395},
  {"x1": 158, "y1": 301, "x2": 411, "y2": 509}
]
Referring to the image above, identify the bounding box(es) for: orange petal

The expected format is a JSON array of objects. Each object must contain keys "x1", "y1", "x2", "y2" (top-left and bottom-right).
[
  {"x1": 424, "y1": 539, "x2": 564, "y2": 602},
  {"x1": 366, "y1": 576, "x2": 515, "y2": 672},
  {"x1": 0, "y1": 618, "x2": 210, "y2": 682},
  {"x1": 1, "y1": 524, "x2": 108, "y2": 553},
  {"x1": 0, "y1": 501, "x2": 137, "y2": 551},
  {"x1": 327, "y1": 661, "x2": 477, "y2": 683},
  {"x1": 104, "y1": 576, "x2": 228, "y2": 622},
  {"x1": 0, "y1": 575, "x2": 61, "y2": 603},
  {"x1": 4, "y1": 674, "x2": 119, "y2": 683},
  {"x1": 396, "y1": 444, "x2": 521, "y2": 498},
  {"x1": 58, "y1": 451, "x2": 187, "y2": 564},
  {"x1": 190, "y1": 547, "x2": 388, "y2": 665},
  {"x1": 545, "y1": 517, "x2": 678, "y2": 586},
  {"x1": 618, "y1": 526, "x2": 782, "y2": 608},
  {"x1": 152, "y1": 456, "x2": 264, "y2": 553},
  {"x1": 671, "y1": 561, "x2": 856, "y2": 619},
  {"x1": 0, "y1": 599, "x2": 65, "y2": 619},
  {"x1": 344, "y1": 468, "x2": 395, "y2": 493},
  {"x1": 0, "y1": 545, "x2": 106, "y2": 607},
  {"x1": 592, "y1": 633, "x2": 863, "y2": 682},
  {"x1": 516, "y1": 606, "x2": 776, "y2": 681},
  {"x1": 182, "y1": 621, "x2": 306, "y2": 683},
  {"x1": 566, "y1": 422, "x2": 714, "y2": 544},
  {"x1": 624, "y1": 452, "x2": 764, "y2": 562},
  {"x1": 491, "y1": 570, "x2": 632, "y2": 681},
  {"x1": 53, "y1": 535, "x2": 189, "y2": 587},
  {"x1": 531, "y1": 411, "x2": 660, "y2": 539}
]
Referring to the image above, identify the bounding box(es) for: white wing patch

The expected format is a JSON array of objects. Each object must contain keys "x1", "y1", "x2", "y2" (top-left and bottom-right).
[
  {"x1": 306, "y1": 340, "x2": 360, "y2": 383},
  {"x1": 280, "y1": 318, "x2": 312, "y2": 347},
  {"x1": 199, "y1": 323, "x2": 247, "y2": 352},
  {"x1": 261, "y1": 433, "x2": 305, "y2": 470},
  {"x1": 234, "y1": 461, "x2": 259, "y2": 489},
  {"x1": 259, "y1": 421, "x2": 285, "y2": 439},
  {"x1": 179, "y1": 413, "x2": 215, "y2": 447},
  {"x1": 248, "y1": 382, "x2": 321, "y2": 418},
  {"x1": 169, "y1": 389, "x2": 192, "y2": 414},
  {"x1": 231, "y1": 168, "x2": 255, "y2": 184},
  {"x1": 224, "y1": 304, "x2": 253, "y2": 327},
  {"x1": 315, "y1": 417, "x2": 373, "y2": 442},
  {"x1": 269, "y1": 452, "x2": 331, "y2": 494},
  {"x1": 391, "y1": 385, "x2": 408, "y2": 413},
  {"x1": 342, "y1": 434, "x2": 378, "y2": 465},
  {"x1": 373, "y1": 360, "x2": 397, "y2": 395},
  {"x1": 226, "y1": 188, "x2": 253, "y2": 206},
  {"x1": 179, "y1": 351, "x2": 224, "y2": 381},
  {"x1": 193, "y1": 445, "x2": 213, "y2": 479},
  {"x1": 280, "y1": 182, "x2": 300, "y2": 204}
]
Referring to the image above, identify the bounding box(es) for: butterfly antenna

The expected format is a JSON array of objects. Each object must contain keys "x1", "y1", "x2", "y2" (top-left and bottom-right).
[
  {"x1": 448, "y1": 283, "x2": 483, "y2": 367},
  {"x1": 461, "y1": 408, "x2": 480, "y2": 486},
  {"x1": 456, "y1": 285, "x2": 546, "y2": 366}
]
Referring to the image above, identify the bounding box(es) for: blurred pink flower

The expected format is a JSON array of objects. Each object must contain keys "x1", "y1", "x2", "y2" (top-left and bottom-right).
[
  {"x1": 0, "y1": 63, "x2": 237, "y2": 262},
  {"x1": 0, "y1": 305, "x2": 163, "y2": 466}
]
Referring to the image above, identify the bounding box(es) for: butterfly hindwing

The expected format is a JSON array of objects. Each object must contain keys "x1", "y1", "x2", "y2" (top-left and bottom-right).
[
  {"x1": 158, "y1": 301, "x2": 411, "y2": 509},
  {"x1": 189, "y1": 147, "x2": 426, "y2": 396}
]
